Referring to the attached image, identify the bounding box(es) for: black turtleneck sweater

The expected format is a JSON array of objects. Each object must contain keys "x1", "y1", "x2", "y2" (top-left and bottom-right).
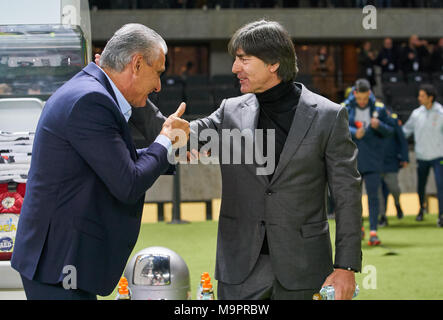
[
  {"x1": 256, "y1": 81, "x2": 301, "y2": 180},
  {"x1": 256, "y1": 81, "x2": 301, "y2": 255}
]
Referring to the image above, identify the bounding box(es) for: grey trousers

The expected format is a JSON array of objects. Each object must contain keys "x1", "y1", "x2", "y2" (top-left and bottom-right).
[{"x1": 217, "y1": 254, "x2": 318, "y2": 300}]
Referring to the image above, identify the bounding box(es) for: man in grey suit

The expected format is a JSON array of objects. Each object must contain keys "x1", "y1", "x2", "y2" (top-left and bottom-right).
[{"x1": 190, "y1": 20, "x2": 362, "y2": 300}]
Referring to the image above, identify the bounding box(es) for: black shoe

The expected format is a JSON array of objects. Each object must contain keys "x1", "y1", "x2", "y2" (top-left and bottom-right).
[
  {"x1": 378, "y1": 215, "x2": 388, "y2": 227},
  {"x1": 437, "y1": 218, "x2": 443, "y2": 228},
  {"x1": 396, "y1": 204, "x2": 404, "y2": 219},
  {"x1": 416, "y1": 209, "x2": 424, "y2": 222}
]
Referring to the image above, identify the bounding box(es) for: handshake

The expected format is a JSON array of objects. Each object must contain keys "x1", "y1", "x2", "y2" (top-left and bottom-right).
[
  {"x1": 159, "y1": 103, "x2": 210, "y2": 162},
  {"x1": 160, "y1": 102, "x2": 190, "y2": 150}
]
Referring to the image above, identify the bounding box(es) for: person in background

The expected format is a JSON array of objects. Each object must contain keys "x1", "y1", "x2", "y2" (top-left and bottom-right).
[
  {"x1": 378, "y1": 109, "x2": 409, "y2": 227},
  {"x1": 376, "y1": 37, "x2": 399, "y2": 75},
  {"x1": 180, "y1": 61, "x2": 194, "y2": 80},
  {"x1": 358, "y1": 41, "x2": 377, "y2": 88},
  {"x1": 430, "y1": 37, "x2": 443, "y2": 73},
  {"x1": 402, "y1": 84, "x2": 443, "y2": 226},
  {"x1": 342, "y1": 78, "x2": 394, "y2": 245},
  {"x1": 311, "y1": 45, "x2": 337, "y2": 102},
  {"x1": 400, "y1": 34, "x2": 429, "y2": 75}
]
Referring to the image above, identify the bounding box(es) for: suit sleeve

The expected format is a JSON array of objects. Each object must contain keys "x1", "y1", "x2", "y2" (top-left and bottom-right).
[
  {"x1": 396, "y1": 124, "x2": 409, "y2": 163},
  {"x1": 325, "y1": 106, "x2": 363, "y2": 272},
  {"x1": 132, "y1": 100, "x2": 175, "y2": 175},
  {"x1": 189, "y1": 99, "x2": 226, "y2": 150},
  {"x1": 372, "y1": 107, "x2": 394, "y2": 137},
  {"x1": 402, "y1": 110, "x2": 417, "y2": 138},
  {"x1": 66, "y1": 92, "x2": 170, "y2": 204},
  {"x1": 130, "y1": 99, "x2": 167, "y2": 148}
]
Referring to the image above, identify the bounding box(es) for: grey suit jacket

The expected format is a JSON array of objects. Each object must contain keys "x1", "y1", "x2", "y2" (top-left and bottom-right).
[{"x1": 190, "y1": 83, "x2": 362, "y2": 290}]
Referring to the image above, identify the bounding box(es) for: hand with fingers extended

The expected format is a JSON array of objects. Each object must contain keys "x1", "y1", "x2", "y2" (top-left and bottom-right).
[{"x1": 160, "y1": 102, "x2": 190, "y2": 149}]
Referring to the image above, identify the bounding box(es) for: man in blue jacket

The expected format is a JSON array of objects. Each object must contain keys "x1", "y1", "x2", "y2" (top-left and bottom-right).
[
  {"x1": 11, "y1": 24, "x2": 190, "y2": 299},
  {"x1": 378, "y1": 110, "x2": 409, "y2": 227},
  {"x1": 342, "y1": 79, "x2": 393, "y2": 246}
]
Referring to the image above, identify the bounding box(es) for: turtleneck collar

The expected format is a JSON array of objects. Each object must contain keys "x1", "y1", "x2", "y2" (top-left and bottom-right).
[{"x1": 255, "y1": 81, "x2": 301, "y2": 113}]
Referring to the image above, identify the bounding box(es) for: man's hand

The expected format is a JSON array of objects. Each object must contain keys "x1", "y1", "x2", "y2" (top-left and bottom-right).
[
  {"x1": 400, "y1": 161, "x2": 409, "y2": 168},
  {"x1": 321, "y1": 269, "x2": 356, "y2": 300},
  {"x1": 186, "y1": 149, "x2": 211, "y2": 162},
  {"x1": 160, "y1": 103, "x2": 190, "y2": 149},
  {"x1": 355, "y1": 127, "x2": 365, "y2": 139},
  {"x1": 370, "y1": 117, "x2": 380, "y2": 129}
]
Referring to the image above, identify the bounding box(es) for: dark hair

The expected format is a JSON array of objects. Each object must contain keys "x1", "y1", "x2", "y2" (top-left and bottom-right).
[
  {"x1": 419, "y1": 84, "x2": 437, "y2": 102},
  {"x1": 355, "y1": 78, "x2": 371, "y2": 93},
  {"x1": 228, "y1": 20, "x2": 298, "y2": 82}
]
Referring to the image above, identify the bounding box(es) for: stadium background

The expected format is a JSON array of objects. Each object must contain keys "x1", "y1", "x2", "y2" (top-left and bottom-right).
[
  {"x1": 88, "y1": 1, "x2": 442, "y2": 221},
  {"x1": 82, "y1": 1, "x2": 443, "y2": 300}
]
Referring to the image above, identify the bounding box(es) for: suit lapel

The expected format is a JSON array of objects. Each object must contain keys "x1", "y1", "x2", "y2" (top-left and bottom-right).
[
  {"x1": 82, "y1": 63, "x2": 137, "y2": 160},
  {"x1": 240, "y1": 96, "x2": 268, "y2": 186},
  {"x1": 270, "y1": 84, "x2": 318, "y2": 184},
  {"x1": 240, "y1": 95, "x2": 259, "y2": 139}
]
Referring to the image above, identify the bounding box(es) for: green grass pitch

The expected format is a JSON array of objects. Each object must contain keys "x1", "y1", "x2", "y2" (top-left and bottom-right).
[{"x1": 100, "y1": 213, "x2": 443, "y2": 300}]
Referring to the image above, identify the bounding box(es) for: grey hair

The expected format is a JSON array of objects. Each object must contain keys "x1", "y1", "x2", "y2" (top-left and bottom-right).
[
  {"x1": 99, "y1": 23, "x2": 167, "y2": 72},
  {"x1": 228, "y1": 20, "x2": 298, "y2": 82}
]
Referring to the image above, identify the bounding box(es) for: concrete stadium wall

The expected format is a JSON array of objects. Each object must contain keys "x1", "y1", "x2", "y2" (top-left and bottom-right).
[
  {"x1": 90, "y1": 8, "x2": 443, "y2": 42},
  {"x1": 90, "y1": 8, "x2": 443, "y2": 76}
]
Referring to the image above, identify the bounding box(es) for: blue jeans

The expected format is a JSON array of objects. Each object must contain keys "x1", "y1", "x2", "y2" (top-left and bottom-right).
[{"x1": 417, "y1": 157, "x2": 443, "y2": 217}]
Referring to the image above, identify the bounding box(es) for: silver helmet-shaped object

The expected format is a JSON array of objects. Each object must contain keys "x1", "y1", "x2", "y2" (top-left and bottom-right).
[{"x1": 124, "y1": 246, "x2": 190, "y2": 300}]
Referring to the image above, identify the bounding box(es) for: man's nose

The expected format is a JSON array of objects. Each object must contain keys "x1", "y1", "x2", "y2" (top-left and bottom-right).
[
  {"x1": 154, "y1": 78, "x2": 161, "y2": 93},
  {"x1": 232, "y1": 59, "x2": 241, "y2": 74}
]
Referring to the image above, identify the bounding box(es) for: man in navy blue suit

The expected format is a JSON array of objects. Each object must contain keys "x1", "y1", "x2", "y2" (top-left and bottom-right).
[{"x1": 11, "y1": 24, "x2": 189, "y2": 300}]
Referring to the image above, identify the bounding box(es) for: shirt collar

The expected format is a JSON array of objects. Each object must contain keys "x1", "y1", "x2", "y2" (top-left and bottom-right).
[{"x1": 98, "y1": 66, "x2": 132, "y2": 122}]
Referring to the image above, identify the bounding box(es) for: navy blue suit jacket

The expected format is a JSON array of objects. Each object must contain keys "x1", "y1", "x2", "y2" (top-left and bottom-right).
[
  {"x1": 382, "y1": 114, "x2": 409, "y2": 173},
  {"x1": 11, "y1": 63, "x2": 171, "y2": 296}
]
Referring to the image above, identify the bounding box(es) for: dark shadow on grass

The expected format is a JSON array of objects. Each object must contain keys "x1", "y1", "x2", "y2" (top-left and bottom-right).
[{"x1": 362, "y1": 242, "x2": 414, "y2": 250}]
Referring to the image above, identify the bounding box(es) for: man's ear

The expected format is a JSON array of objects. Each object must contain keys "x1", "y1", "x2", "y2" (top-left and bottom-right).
[
  {"x1": 132, "y1": 54, "x2": 143, "y2": 74},
  {"x1": 269, "y1": 62, "x2": 280, "y2": 74}
]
